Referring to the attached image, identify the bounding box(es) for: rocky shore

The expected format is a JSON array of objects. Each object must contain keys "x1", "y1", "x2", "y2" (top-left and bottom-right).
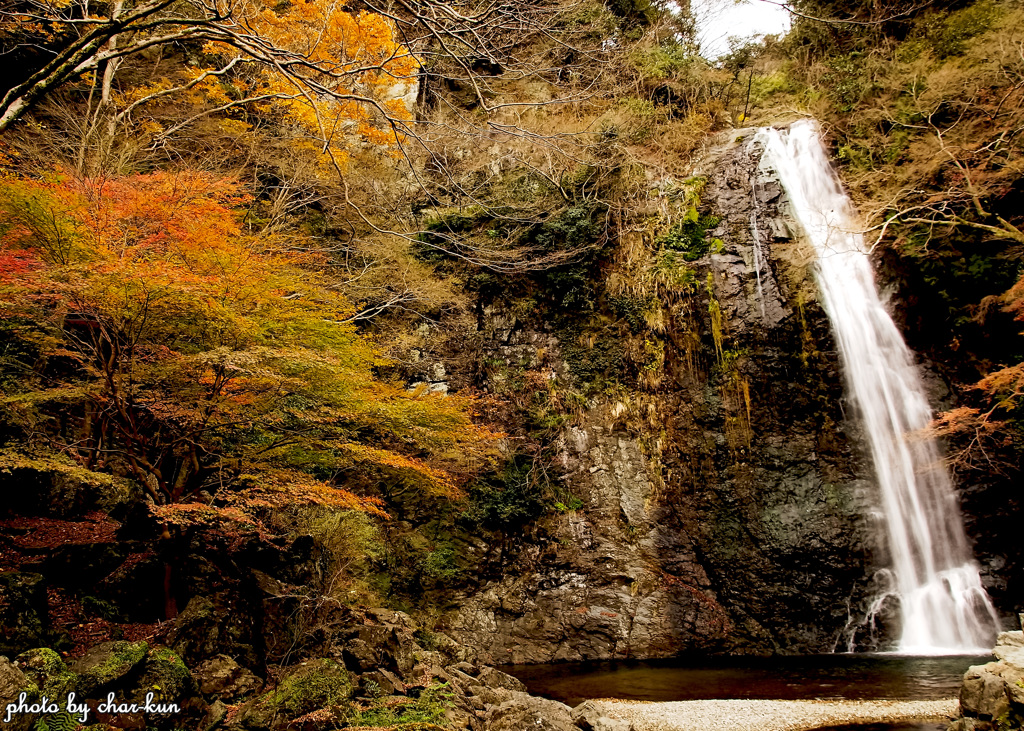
[{"x1": 949, "y1": 627, "x2": 1024, "y2": 731}]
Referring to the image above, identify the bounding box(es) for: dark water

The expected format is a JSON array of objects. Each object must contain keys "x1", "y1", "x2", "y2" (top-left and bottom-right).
[{"x1": 505, "y1": 654, "x2": 989, "y2": 707}]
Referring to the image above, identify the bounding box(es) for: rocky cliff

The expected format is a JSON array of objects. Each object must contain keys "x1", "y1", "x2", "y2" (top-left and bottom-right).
[{"x1": 443, "y1": 128, "x2": 882, "y2": 662}]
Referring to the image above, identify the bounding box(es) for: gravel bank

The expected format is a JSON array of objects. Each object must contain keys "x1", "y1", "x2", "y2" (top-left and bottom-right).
[{"x1": 593, "y1": 698, "x2": 959, "y2": 731}]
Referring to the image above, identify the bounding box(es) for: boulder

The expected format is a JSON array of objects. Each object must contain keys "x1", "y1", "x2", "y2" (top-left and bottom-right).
[
  {"x1": 13, "y1": 647, "x2": 77, "y2": 699},
  {"x1": 960, "y1": 663, "x2": 1011, "y2": 719},
  {"x1": 995, "y1": 644, "x2": 1024, "y2": 669},
  {"x1": 236, "y1": 659, "x2": 352, "y2": 731},
  {"x1": 70, "y1": 640, "x2": 148, "y2": 698},
  {"x1": 406, "y1": 662, "x2": 452, "y2": 692},
  {"x1": 201, "y1": 700, "x2": 228, "y2": 731},
  {"x1": 359, "y1": 669, "x2": 406, "y2": 696},
  {"x1": 953, "y1": 629, "x2": 1024, "y2": 731},
  {"x1": 999, "y1": 631, "x2": 1024, "y2": 648},
  {"x1": 483, "y1": 690, "x2": 577, "y2": 731},
  {"x1": 572, "y1": 699, "x2": 634, "y2": 731},
  {"x1": 338, "y1": 623, "x2": 423, "y2": 678},
  {"x1": 192, "y1": 654, "x2": 262, "y2": 701},
  {"x1": 417, "y1": 629, "x2": 474, "y2": 664},
  {"x1": 948, "y1": 719, "x2": 984, "y2": 731},
  {"x1": 159, "y1": 594, "x2": 261, "y2": 669},
  {"x1": 476, "y1": 665, "x2": 527, "y2": 692},
  {"x1": 0, "y1": 458, "x2": 139, "y2": 518},
  {"x1": 466, "y1": 683, "x2": 512, "y2": 707},
  {"x1": 0, "y1": 656, "x2": 40, "y2": 731},
  {"x1": 340, "y1": 638, "x2": 378, "y2": 673},
  {"x1": 0, "y1": 572, "x2": 49, "y2": 657},
  {"x1": 125, "y1": 646, "x2": 196, "y2": 706}
]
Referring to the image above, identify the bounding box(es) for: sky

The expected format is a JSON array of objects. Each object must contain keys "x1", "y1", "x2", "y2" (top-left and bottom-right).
[{"x1": 692, "y1": 0, "x2": 792, "y2": 59}]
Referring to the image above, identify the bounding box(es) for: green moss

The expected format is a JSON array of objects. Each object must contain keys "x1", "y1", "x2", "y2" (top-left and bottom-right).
[
  {"x1": 266, "y1": 659, "x2": 351, "y2": 717},
  {"x1": 554, "y1": 494, "x2": 584, "y2": 513},
  {"x1": 559, "y1": 323, "x2": 625, "y2": 394},
  {"x1": 657, "y1": 206, "x2": 722, "y2": 261},
  {"x1": 609, "y1": 293, "x2": 658, "y2": 333},
  {"x1": 463, "y1": 456, "x2": 544, "y2": 530},
  {"x1": 15, "y1": 648, "x2": 78, "y2": 700},
  {"x1": 351, "y1": 681, "x2": 455, "y2": 727},
  {"x1": 94, "y1": 641, "x2": 148, "y2": 686},
  {"x1": 650, "y1": 250, "x2": 698, "y2": 291},
  {"x1": 140, "y1": 647, "x2": 192, "y2": 703},
  {"x1": 17, "y1": 648, "x2": 64, "y2": 675}
]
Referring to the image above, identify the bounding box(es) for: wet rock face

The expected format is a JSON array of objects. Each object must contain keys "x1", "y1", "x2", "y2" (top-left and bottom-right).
[{"x1": 448, "y1": 129, "x2": 877, "y2": 660}]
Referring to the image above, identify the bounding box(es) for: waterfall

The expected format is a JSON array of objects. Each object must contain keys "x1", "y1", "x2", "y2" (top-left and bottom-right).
[{"x1": 754, "y1": 120, "x2": 1000, "y2": 654}]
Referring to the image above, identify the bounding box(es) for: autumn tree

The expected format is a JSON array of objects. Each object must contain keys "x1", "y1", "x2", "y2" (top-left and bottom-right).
[{"x1": 0, "y1": 170, "x2": 499, "y2": 528}]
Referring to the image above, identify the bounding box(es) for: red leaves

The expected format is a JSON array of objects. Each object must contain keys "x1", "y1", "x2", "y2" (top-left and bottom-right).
[
  {"x1": 0, "y1": 248, "x2": 42, "y2": 284},
  {"x1": 0, "y1": 511, "x2": 120, "y2": 549}
]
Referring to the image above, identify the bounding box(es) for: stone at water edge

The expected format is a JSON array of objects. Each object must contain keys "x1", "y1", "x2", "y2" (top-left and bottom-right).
[
  {"x1": 952, "y1": 630, "x2": 1024, "y2": 730},
  {"x1": 573, "y1": 699, "x2": 635, "y2": 731},
  {"x1": 483, "y1": 689, "x2": 578, "y2": 731}
]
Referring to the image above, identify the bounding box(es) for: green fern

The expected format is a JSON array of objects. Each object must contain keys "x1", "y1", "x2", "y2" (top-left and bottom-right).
[{"x1": 32, "y1": 711, "x2": 78, "y2": 731}]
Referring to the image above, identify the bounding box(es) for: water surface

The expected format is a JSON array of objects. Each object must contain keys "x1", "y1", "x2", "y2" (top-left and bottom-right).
[{"x1": 506, "y1": 654, "x2": 987, "y2": 707}]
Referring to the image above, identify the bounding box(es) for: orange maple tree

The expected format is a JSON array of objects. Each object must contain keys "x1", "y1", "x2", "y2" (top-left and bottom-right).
[
  {"x1": 0, "y1": 170, "x2": 498, "y2": 527},
  {"x1": 0, "y1": 0, "x2": 419, "y2": 160}
]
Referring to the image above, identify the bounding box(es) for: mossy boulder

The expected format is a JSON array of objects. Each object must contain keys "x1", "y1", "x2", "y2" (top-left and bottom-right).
[
  {"x1": 239, "y1": 659, "x2": 352, "y2": 730},
  {"x1": 13, "y1": 648, "x2": 77, "y2": 700},
  {"x1": 0, "y1": 572, "x2": 49, "y2": 657},
  {"x1": 0, "y1": 453, "x2": 140, "y2": 518},
  {"x1": 70, "y1": 640, "x2": 148, "y2": 697},
  {"x1": 125, "y1": 646, "x2": 196, "y2": 706}
]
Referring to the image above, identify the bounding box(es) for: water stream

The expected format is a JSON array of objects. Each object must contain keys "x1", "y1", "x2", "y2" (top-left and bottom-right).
[{"x1": 755, "y1": 120, "x2": 1000, "y2": 654}]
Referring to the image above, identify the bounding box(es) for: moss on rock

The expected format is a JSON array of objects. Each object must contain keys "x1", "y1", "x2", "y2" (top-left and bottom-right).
[
  {"x1": 127, "y1": 646, "x2": 195, "y2": 705},
  {"x1": 70, "y1": 640, "x2": 148, "y2": 697},
  {"x1": 241, "y1": 659, "x2": 352, "y2": 730},
  {"x1": 13, "y1": 648, "x2": 77, "y2": 700}
]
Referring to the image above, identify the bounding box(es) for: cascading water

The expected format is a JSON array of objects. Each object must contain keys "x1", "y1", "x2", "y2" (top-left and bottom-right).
[{"x1": 755, "y1": 119, "x2": 1000, "y2": 654}]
